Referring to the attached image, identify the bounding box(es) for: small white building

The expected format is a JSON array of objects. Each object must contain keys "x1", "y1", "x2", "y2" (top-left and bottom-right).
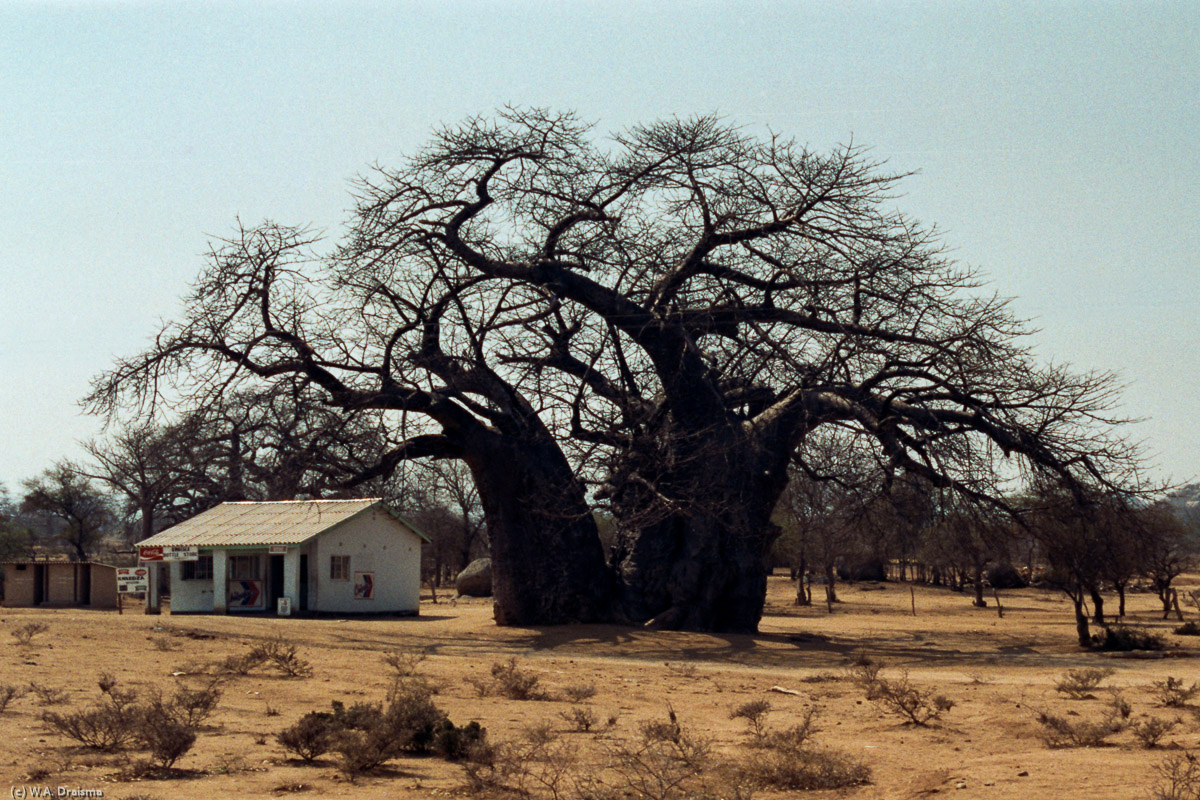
[{"x1": 136, "y1": 499, "x2": 427, "y2": 615}]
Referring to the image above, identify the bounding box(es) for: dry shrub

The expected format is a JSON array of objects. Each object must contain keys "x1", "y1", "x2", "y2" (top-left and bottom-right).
[
  {"x1": 564, "y1": 683, "x2": 597, "y2": 703},
  {"x1": 42, "y1": 688, "x2": 141, "y2": 751},
  {"x1": 139, "y1": 704, "x2": 196, "y2": 768},
  {"x1": 731, "y1": 704, "x2": 867, "y2": 792},
  {"x1": 491, "y1": 658, "x2": 544, "y2": 700},
  {"x1": 42, "y1": 680, "x2": 209, "y2": 768},
  {"x1": 799, "y1": 671, "x2": 842, "y2": 684},
  {"x1": 280, "y1": 678, "x2": 455, "y2": 776},
  {"x1": 1092, "y1": 625, "x2": 1165, "y2": 652},
  {"x1": 742, "y1": 747, "x2": 870, "y2": 791},
  {"x1": 28, "y1": 681, "x2": 69, "y2": 706},
  {"x1": 215, "y1": 636, "x2": 312, "y2": 678},
  {"x1": 151, "y1": 679, "x2": 222, "y2": 728},
  {"x1": 12, "y1": 621, "x2": 49, "y2": 645},
  {"x1": 1153, "y1": 753, "x2": 1200, "y2": 800},
  {"x1": 1173, "y1": 621, "x2": 1200, "y2": 637},
  {"x1": 1154, "y1": 677, "x2": 1200, "y2": 708},
  {"x1": 1133, "y1": 717, "x2": 1180, "y2": 748},
  {"x1": 1054, "y1": 667, "x2": 1115, "y2": 699},
  {"x1": 381, "y1": 646, "x2": 428, "y2": 677},
  {"x1": 559, "y1": 705, "x2": 599, "y2": 732},
  {"x1": 0, "y1": 684, "x2": 27, "y2": 714},
  {"x1": 586, "y1": 713, "x2": 715, "y2": 800},
  {"x1": 277, "y1": 711, "x2": 335, "y2": 762},
  {"x1": 855, "y1": 667, "x2": 952, "y2": 726},
  {"x1": 461, "y1": 723, "x2": 575, "y2": 797},
  {"x1": 1034, "y1": 708, "x2": 1125, "y2": 748},
  {"x1": 250, "y1": 636, "x2": 313, "y2": 678},
  {"x1": 729, "y1": 699, "x2": 771, "y2": 741}
]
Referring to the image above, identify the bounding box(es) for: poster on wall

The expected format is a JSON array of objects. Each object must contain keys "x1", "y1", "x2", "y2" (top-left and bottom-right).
[
  {"x1": 354, "y1": 571, "x2": 374, "y2": 600},
  {"x1": 228, "y1": 579, "x2": 265, "y2": 611}
]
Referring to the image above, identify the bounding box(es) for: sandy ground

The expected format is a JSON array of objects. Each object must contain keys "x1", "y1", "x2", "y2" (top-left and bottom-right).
[{"x1": 3, "y1": 575, "x2": 1199, "y2": 800}]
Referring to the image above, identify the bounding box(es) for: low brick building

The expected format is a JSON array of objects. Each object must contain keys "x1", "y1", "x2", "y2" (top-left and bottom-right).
[{"x1": 1, "y1": 561, "x2": 120, "y2": 608}]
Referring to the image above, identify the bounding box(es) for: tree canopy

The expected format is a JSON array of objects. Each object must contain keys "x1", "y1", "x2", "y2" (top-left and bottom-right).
[{"x1": 89, "y1": 110, "x2": 1147, "y2": 632}]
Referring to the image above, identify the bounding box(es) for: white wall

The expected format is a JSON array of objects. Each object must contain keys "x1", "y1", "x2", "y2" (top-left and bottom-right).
[
  {"x1": 169, "y1": 561, "x2": 215, "y2": 613},
  {"x1": 312, "y1": 506, "x2": 422, "y2": 613}
]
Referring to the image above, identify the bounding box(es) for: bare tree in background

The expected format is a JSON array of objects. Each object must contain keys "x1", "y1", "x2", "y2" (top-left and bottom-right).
[{"x1": 21, "y1": 463, "x2": 117, "y2": 560}]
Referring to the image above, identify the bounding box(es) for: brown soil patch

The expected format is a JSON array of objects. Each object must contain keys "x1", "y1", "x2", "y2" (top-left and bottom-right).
[{"x1": 3, "y1": 576, "x2": 1197, "y2": 799}]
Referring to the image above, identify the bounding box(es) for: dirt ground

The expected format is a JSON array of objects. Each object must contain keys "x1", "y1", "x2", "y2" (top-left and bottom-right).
[{"x1": 3, "y1": 574, "x2": 1199, "y2": 800}]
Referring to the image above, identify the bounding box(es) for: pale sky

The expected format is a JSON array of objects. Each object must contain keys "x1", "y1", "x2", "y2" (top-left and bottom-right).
[{"x1": 1, "y1": 1, "x2": 1197, "y2": 493}]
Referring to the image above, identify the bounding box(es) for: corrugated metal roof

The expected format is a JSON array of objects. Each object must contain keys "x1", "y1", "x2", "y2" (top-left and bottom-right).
[{"x1": 137, "y1": 499, "x2": 385, "y2": 547}]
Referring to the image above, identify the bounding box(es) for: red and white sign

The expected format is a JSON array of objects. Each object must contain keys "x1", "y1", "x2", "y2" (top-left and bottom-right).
[
  {"x1": 139, "y1": 546, "x2": 164, "y2": 562},
  {"x1": 117, "y1": 567, "x2": 149, "y2": 593},
  {"x1": 268, "y1": 545, "x2": 288, "y2": 555}
]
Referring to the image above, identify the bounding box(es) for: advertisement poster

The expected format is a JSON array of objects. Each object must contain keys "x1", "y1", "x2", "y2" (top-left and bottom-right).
[
  {"x1": 354, "y1": 571, "x2": 374, "y2": 600},
  {"x1": 228, "y1": 579, "x2": 265, "y2": 611},
  {"x1": 116, "y1": 567, "x2": 149, "y2": 593}
]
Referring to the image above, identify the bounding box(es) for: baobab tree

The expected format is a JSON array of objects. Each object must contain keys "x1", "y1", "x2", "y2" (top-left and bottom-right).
[{"x1": 90, "y1": 109, "x2": 1146, "y2": 632}]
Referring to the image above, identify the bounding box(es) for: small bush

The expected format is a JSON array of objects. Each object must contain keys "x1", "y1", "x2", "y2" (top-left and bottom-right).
[
  {"x1": 730, "y1": 699, "x2": 772, "y2": 740},
  {"x1": 42, "y1": 689, "x2": 141, "y2": 751},
  {"x1": 160, "y1": 680, "x2": 222, "y2": 728},
  {"x1": 1134, "y1": 717, "x2": 1179, "y2": 748},
  {"x1": 1154, "y1": 677, "x2": 1200, "y2": 708},
  {"x1": 1034, "y1": 709, "x2": 1125, "y2": 748},
  {"x1": 858, "y1": 668, "x2": 952, "y2": 725},
  {"x1": 12, "y1": 621, "x2": 49, "y2": 645},
  {"x1": 563, "y1": 683, "x2": 597, "y2": 703},
  {"x1": 491, "y1": 658, "x2": 543, "y2": 700},
  {"x1": 282, "y1": 679, "x2": 450, "y2": 776},
  {"x1": 1091, "y1": 625, "x2": 1165, "y2": 652},
  {"x1": 217, "y1": 652, "x2": 263, "y2": 676},
  {"x1": 743, "y1": 747, "x2": 871, "y2": 791},
  {"x1": 1054, "y1": 668, "x2": 1115, "y2": 699},
  {"x1": 0, "y1": 684, "x2": 27, "y2": 714},
  {"x1": 1152, "y1": 753, "x2": 1200, "y2": 800},
  {"x1": 249, "y1": 636, "x2": 313, "y2": 678},
  {"x1": 28, "y1": 682, "x2": 69, "y2": 706},
  {"x1": 559, "y1": 705, "x2": 599, "y2": 732},
  {"x1": 381, "y1": 647, "x2": 428, "y2": 677},
  {"x1": 1173, "y1": 621, "x2": 1200, "y2": 637},
  {"x1": 139, "y1": 704, "x2": 197, "y2": 768},
  {"x1": 97, "y1": 672, "x2": 118, "y2": 695},
  {"x1": 431, "y1": 719, "x2": 486, "y2": 761},
  {"x1": 277, "y1": 711, "x2": 335, "y2": 762},
  {"x1": 764, "y1": 707, "x2": 820, "y2": 753}
]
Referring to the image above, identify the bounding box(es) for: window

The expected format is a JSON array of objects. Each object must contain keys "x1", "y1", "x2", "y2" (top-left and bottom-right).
[
  {"x1": 229, "y1": 555, "x2": 260, "y2": 580},
  {"x1": 330, "y1": 555, "x2": 350, "y2": 581},
  {"x1": 181, "y1": 555, "x2": 213, "y2": 581}
]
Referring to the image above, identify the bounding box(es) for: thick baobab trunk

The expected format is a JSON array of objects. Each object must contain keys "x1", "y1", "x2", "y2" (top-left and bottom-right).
[
  {"x1": 611, "y1": 514, "x2": 779, "y2": 633},
  {"x1": 467, "y1": 435, "x2": 615, "y2": 626},
  {"x1": 610, "y1": 440, "x2": 789, "y2": 633}
]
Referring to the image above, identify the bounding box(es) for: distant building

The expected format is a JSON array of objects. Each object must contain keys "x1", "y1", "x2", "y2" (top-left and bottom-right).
[
  {"x1": 135, "y1": 499, "x2": 428, "y2": 615},
  {"x1": 1, "y1": 560, "x2": 119, "y2": 608}
]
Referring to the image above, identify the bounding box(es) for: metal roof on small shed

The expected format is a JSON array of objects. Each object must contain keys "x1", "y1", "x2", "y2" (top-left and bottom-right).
[{"x1": 136, "y1": 499, "x2": 427, "y2": 547}]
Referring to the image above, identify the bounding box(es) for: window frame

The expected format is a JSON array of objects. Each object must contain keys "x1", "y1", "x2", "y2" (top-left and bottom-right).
[
  {"x1": 181, "y1": 555, "x2": 214, "y2": 581},
  {"x1": 229, "y1": 555, "x2": 261, "y2": 581},
  {"x1": 330, "y1": 555, "x2": 351, "y2": 581}
]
